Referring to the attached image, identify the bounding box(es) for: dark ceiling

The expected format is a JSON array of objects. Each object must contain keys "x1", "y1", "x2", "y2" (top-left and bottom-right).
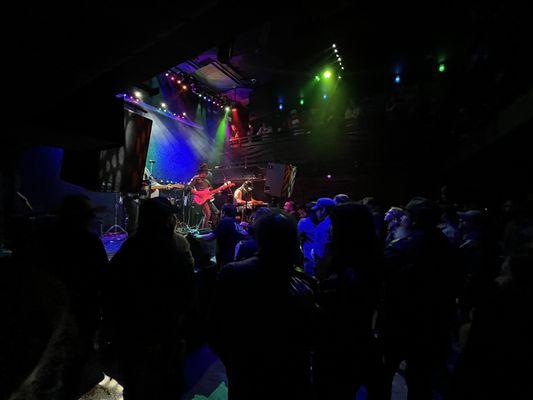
[{"x1": 7, "y1": 1, "x2": 532, "y2": 148}]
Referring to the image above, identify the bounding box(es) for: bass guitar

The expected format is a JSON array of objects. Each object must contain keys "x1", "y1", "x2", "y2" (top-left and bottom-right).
[{"x1": 193, "y1": 181, "x2": 235, "y2": 205}]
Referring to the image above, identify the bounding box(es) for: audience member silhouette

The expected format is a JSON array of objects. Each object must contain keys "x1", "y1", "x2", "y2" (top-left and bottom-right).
[
  {"x1": 197, "y1": 203, "x2": 248, "y2": 267},
  {"x1": 234, "y1": 207, "x2": 272, "y2": 261},
  {"x1": 380, "y1": 197, "x2": 460, "y2": 400},
  {"x1": 314, "y1": 203, "x2": 382, "y2": 399},
  {"x1": 209, "y1": 212, "x2": 315, "y2": 399},
  {"x1": 34, "y1": 195, "x2": 108, "y2": 398},
  {"x1": 450, "y1": 251, "x2": 533, "y2": 400},
  {"x1": 106, "y1": 197, "x2": 194, "y2": 400}
]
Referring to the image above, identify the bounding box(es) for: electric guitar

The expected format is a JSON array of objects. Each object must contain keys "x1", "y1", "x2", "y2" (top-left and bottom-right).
[
  {"x1": 147, "y1": 183, "x2": 185, "y2": 191},
  {"x1": 141, "y1": 181, "x2": 185, "y2": 199},
  {"x1": 193, "y1": 181, "x2": 235, "y2": 205}
]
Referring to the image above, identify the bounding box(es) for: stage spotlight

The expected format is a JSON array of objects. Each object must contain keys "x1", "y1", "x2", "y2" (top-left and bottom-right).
[
  {"x1": 323, "y1": 70, "x2": 332, "y2": 79},
  {"x1": 438, "y1": 63, "x2": 446, "y2": 73},
  {"x1": 395, "y1": 74, "x2": 401, "y2": 84},
  {"x1": 315, "y1": 75, "x2": 321, "y2": 82},
  {"x1": 332, "y1": 44, "x2": 336, "y2": 48},
  {"x1": 300, "y1": 98, "x2": 304, "y2": 105},
  {"x1": 225, "y1": 106, "x2": 231, "y2": 112},
  {"x1": 165, "y1": 73, "x2": 169, "y2": 77},
  {"x1": 182, "y1": 85, "x2": 188, "y2": 90},
  {"x1": 323, "y1": 93, "x2": 328, "y2": 100},
  {"x1": 134, "y1": 91, "x2": 142, "y2": 98},
  {"x1": 337, "y1": 57, "x2": 342, "y2": 61},
  {"x1": 326, "y1": 174, "x2": 332, "y2": 179},
  {"x1": 161, "y1": 102, "x2": 167, "y2": 108},
  {"x1": 334, "y1": 49, "x2": 338, "y2": 53},
  {"x1": 177, "y1": 80, "x2": 182, "y2": 84},
  {"x1": 341, "y1": 66, "x2": 345, "y2": 70},
  {"x1": 278, "y1": 103, "x2": 284, "y2": 110}
]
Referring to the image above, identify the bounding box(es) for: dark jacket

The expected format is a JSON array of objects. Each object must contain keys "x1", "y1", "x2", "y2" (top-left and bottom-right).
[{"x1": 209, "y1": 256, "x2": 316, "y2": 399}]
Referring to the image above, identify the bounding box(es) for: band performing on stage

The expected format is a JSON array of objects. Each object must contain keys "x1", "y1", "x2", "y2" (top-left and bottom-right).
[{"x1": 131, "y1": 162, "x2": 268, "y2": 233}]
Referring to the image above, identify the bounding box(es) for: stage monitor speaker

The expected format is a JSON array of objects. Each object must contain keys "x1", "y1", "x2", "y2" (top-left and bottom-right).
[
  {"x1": 264, "y1": 163, "x2": 297, "y2": 198},
  {"x1": 61, "y1": 109, "x2": 153, "y2": 193}
]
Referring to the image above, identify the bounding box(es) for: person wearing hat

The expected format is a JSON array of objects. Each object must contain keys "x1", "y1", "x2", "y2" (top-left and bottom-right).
[
  {"x1": 297, "y1": 202, "x2": 319, "y2": 275},
  {"x1": 233, "y1": 180, "x2": 255, "y2": 208},
  {"x1": 308, "y1": 198, "x2": 336, "y2": 276},
  {"x1": 380, "y1": 197, "x2": 460, "y2": 400},
  {"x1": 384, "y1": 206, "x2": 409, "y2": 245},
  {"x1": 188, "y1": 163, "x2": 218, "y2": 229},
  {"x1": 233, "y1": 181, "x2": 267, "y2": 219}
]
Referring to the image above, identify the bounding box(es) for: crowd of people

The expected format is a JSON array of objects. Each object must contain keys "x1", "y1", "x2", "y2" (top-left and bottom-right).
[{"x1": 3, "y1": 191, "x2": 532, "y2": 400}]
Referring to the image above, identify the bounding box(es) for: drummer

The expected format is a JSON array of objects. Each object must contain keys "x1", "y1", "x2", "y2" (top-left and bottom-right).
[{"x1": 233, "y1": 181, "x2": 255, "y2": 208}]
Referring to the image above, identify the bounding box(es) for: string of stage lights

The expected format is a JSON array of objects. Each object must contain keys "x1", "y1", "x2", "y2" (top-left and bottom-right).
[
  {"x1": 164, "y1": 71, "x2": 232, "y2": 111},
  {"x1": 278, "y1": 43, "x2": 345, "y2": 111},
  {"x1": 279, "y1": 42, "x2": 448, "y2": 110},
  {"x1": 119, "y1": 68, "x2": 234, "y2": 125},
  {"x1": 119, "y1": 93, "x2": 203, "y2": 129}
]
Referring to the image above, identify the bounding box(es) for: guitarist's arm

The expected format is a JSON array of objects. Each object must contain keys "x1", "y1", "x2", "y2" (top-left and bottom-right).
[{"x1": 188, "y1": 176, "x2": 201, "y2": 195}]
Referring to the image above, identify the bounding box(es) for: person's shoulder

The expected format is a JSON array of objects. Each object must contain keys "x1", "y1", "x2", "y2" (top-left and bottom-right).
[
  {"x1": 217, "y1": 217, "x2": 234, "y2": 229},
  {"x1": 298, "y1": 217, "x2": 312, "y2": 228},
  {"x1": 219, "y1": 257, "x2": 259, "y2": 278},
  {"x1": 174, "y1": 232, "x2": 192, "y2": 252},
  {"x1": 386, "y1": 236, "x2": 414, "y2": 253}
]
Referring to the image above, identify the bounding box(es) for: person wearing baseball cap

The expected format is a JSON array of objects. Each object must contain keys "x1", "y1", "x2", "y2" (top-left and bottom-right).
[
  {"x1": 309, "y1": 198, "x2": 336, "y2": 275},
  {"x1": 403, "y1": 196, "x2": 441, "y2": 229}
]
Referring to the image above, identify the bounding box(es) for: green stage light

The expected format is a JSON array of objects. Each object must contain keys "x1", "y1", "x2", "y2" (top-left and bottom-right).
[
  {"x1": 438, "y1": 63, "x2": 446, "y2": 73},
  {"x1": 224, "y1": 106, "x2": 231, "y2": 112},
  {"x1": 323, "y1": 70, "x2": 332, "y2": 79},
  {"x1": 315, "y1": 75, "x2": 321, "y2": 82},
  {"x1": 300, "y1": 98, "x2": 304, "y2": 105}
]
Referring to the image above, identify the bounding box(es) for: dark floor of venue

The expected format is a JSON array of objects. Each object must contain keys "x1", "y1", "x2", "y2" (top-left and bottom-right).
[{"x1": 79, "y1": 345, "x2": 410, "y2": 400}]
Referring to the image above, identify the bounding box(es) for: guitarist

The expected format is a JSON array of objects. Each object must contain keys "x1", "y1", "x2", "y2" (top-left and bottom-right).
[{"x1": 188, "y1": 163, "x2": 218, "y2": 229}]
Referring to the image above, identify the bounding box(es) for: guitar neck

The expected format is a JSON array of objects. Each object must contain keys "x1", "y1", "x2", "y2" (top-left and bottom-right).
[
  {"x1": 148, "y1": 184, "x2": 184, "y2": 190},
  {"x1": 211, "y1": 184, "x2": 230, "y2": 195}
]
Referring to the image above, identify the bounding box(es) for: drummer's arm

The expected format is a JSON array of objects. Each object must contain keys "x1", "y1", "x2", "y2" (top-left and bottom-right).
[{"x1": 234, "y1": 190, "x2": 246, "y2": 206}]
